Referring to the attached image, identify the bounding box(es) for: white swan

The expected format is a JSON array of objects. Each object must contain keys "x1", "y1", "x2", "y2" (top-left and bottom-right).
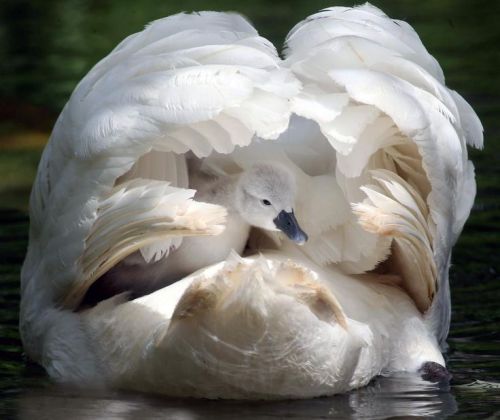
[{"x1": 20, "y1": 4, "x2": 483, "y2": 398}]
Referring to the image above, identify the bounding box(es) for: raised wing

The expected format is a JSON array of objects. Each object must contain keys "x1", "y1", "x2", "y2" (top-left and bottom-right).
[
  {"x1": 284, "y1": 4, "x2": 483, "y2": 344},
  {"x1": 21, "y1": 12, "x2": 299, "y2": 316}
]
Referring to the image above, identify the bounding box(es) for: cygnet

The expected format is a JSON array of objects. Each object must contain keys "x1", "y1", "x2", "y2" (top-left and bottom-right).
[{"x1": 82, "y1": 162, "x2": 308, "y2": 305}]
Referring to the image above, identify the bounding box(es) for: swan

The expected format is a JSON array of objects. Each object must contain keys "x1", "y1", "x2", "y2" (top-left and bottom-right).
[
  {"x1": 20, "y1": 4, "x2": 483, "y2": 398},
  {"x1": 82, "y1": 162, "x2": 308, "y2": 304}
]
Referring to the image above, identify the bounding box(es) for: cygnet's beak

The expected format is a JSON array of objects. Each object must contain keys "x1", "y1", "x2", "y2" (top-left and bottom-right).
[{"x1": 273, "y1": 210, "x2": 308, "y2": 245}]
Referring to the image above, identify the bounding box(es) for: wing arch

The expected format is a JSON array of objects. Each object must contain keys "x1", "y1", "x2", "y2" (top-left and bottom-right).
[{"x1": 284, "y1": 4, "x2": 483, "y2": 344}]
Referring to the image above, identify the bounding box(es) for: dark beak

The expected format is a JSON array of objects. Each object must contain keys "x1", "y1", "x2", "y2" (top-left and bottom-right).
[{"x1": 273, "y1": 210, "x2": 308, "y2": 245}]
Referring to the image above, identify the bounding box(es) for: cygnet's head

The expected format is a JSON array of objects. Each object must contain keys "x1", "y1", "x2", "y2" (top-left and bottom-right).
[{"x1": 235, "y1": 163, "x2": 308, "y2": 245}]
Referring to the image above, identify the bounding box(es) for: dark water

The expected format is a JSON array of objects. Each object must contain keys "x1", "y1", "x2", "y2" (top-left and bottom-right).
[{"x1": 1, "y1": 0, "x2": 499, "y2": 418}]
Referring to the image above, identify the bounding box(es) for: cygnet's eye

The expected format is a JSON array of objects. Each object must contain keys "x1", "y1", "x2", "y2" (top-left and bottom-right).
[{"x1": 261, "y1": 199, "x2": 272, "y2": 206}]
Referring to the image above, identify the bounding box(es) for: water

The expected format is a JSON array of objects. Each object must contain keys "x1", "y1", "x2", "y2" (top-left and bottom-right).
[{"x1": 1, "y1": 0, "x2": 499, "y2": 418}]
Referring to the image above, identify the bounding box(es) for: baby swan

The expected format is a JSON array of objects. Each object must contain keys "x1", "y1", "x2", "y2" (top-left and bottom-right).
[{"x1": 81, "y1": 162, "x2": 308, "y2": 306}]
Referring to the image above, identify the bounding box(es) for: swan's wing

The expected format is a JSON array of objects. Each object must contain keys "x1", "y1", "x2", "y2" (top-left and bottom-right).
[
  {"x1": 284, "y1": 4, "x2": 482, "y2": 344},
  {"x1": 116, "y1": 151, "x2": 189, "y2": 262},
  {"x1": 62, "y1": 179, "x2": 227, "y2": 308},
  {"x1": 22, "y1": 12, "x2": 299, "y2": 312}
]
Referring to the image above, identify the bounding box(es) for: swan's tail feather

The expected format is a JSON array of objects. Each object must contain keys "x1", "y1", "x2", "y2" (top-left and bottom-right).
[{"x1": 62, "y1": 179, "x2": 226, "y2": 308}]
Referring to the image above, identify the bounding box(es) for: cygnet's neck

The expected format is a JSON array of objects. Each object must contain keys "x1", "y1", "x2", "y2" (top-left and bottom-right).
[{"x1": 194, "y1": 174, "x2": 242, "y2": 214}]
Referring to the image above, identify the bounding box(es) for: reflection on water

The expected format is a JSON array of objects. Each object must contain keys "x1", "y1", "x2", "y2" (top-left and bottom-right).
[
  {"x1": 7, "y1": 374, "x2": 459, "y2": 419},
  {"x1": 1, "y1": 0, "x2": 500, "y2": 418}
]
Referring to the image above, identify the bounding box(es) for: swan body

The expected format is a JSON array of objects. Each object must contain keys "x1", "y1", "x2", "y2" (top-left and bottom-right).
[
  {"x1": 82, "y1": 253, "x2": 443, "y2": 399},
  {"x1": 20, "y1": 4, "x2": 482, "y2": 398}
]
